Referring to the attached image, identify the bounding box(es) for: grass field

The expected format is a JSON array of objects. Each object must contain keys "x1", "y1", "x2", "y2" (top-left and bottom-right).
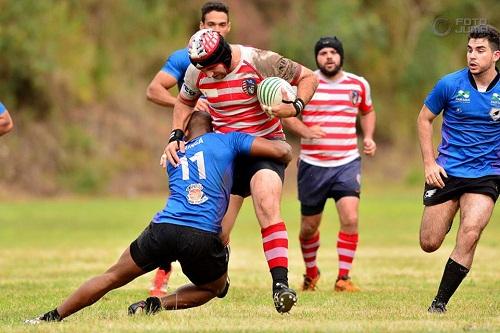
[{"x1": 0, "y1": 185, "x2": 499, "y2": 332}]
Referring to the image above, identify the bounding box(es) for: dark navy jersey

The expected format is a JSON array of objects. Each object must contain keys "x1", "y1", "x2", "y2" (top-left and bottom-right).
[
  {"x1": 161, "y1": 48, "x2": 191, "y2": 90},
  {"x1": 153, "y1": 132, "x2": 255, "y2": 233},
  {"x1": 425, "y1": 68, "x2": 500, "y2": 177}
]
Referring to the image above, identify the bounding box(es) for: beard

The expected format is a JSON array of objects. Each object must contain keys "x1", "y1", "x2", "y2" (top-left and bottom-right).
[
  {"x1": 468, "y1": 62, "x2": 493, "y2": 76},
  {"x1": 318, "y1": 62, "x2": 342, "y2": 78}
]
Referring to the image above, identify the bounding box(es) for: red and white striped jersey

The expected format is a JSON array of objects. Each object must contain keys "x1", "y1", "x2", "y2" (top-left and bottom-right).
[
  {"x1": 180, "y1": 45, "x2": 302, "y2": 139},
  {"x1": 300, "y1": 70, "x2": 374, "y2": 167}
]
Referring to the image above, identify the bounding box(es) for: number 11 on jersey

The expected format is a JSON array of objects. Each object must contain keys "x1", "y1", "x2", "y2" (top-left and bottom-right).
[{"x1": 180, "y1": 151, "x2": 207, "y2": 180}]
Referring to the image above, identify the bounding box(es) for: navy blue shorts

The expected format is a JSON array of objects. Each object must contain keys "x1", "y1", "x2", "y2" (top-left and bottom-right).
[
  {"x1": 423, "y1": 175, "x2": 500, "y2": 206},
  {"x1": 298, "y1": 158, "x2": 361, "y2": 216},
  {"x1": 130, "y1": 222, "x2": 229, "y2": 286}
]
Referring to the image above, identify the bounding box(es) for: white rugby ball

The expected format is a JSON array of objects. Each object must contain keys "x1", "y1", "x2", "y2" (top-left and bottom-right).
[{"x1": 257, "y1": 77, "x2": 296, "y2": 107}]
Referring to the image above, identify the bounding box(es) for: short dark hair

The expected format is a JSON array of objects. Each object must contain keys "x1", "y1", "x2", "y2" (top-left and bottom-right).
[
  {"x1": 468, "y1": 24, "x2": 499, "y2": 51},
  {"x1": 201, "y1": 1, "x2": 229, "y2": 23},
  {"x1": 186, "y1": 111, "x2": 213, "y2": 134}
]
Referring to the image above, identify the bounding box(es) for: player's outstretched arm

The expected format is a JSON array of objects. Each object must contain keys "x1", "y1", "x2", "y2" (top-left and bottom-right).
[
  {"x1": 146, "y1": 71, "x2": 179, "y2": 107},
  {"x1": 417, "y1": 105, "x2": 447, "y2": 188},
  {"x1": 249, "y1": 138, "x2": 292, "y2": 164},
  {"x1": 0, "y1": 110, "x2": 14, "y2": 136}
]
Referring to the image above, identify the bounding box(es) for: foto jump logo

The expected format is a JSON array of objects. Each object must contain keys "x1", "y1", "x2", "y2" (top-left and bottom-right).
[{"x1": 455, "y1": 89, "x2": 470, "y2": 103}]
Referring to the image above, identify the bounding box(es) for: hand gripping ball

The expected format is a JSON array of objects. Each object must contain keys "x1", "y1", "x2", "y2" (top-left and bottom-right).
[{"x1": 257, "y1": 77, "x2": 297, "y2": 108}]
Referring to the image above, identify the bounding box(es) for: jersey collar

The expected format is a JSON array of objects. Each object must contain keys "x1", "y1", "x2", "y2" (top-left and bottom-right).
[{"x1": 467, "y1": 67, "x2": 499, "y2": 92}]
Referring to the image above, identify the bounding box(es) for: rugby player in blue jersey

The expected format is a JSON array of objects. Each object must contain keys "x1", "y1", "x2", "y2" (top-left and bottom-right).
[
  {"x1": 417, "y1": 24, "x2": 500, "y2": 313},
  {"x1": 0, "y1": 102, "x2": 14, "y2": 136},
  {"x1": 26, "y1": 111, "x2": 292, "y2": 323},
  {"x1": 146, "y1": 2, "x2": 231, "y2": 112},
  {"x1": 146, "y1": 1, "x2": 231, "y2": 297}
]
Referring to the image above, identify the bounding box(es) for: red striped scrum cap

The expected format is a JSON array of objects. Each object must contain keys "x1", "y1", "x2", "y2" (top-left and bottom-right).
[{"x1": 188, "y1": 29, "x2": 232, "y2": 70}]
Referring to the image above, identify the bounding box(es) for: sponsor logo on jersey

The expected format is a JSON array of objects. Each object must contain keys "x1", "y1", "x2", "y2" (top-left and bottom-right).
[
  {"x1": 424, "y1": 189, "x2": 437, "y2": 198},
  {"x1": 490, "y1": 108, "x2": 500, "y2": 121},
  {"x1": 455, "y1": 89, "x2": 470, "y2": 103},
  {"x1": 491, "y1": 93, "x2": 500, "y2": 107},
  {"x1": 242, "y1": 78, "x2": 257, "y2": 96},
  {"x1": 350, "y1": 90, "x2": 361, "y2": 105},
  {"x1": 183, "y1": 85, "x2": 197, "y2": 97},
  {"x1": 186, "y1": 137, "x2": 204, "y2": 150},
  {"x1": 186, "y1": 183, "x2": 208, "y2": 204}
]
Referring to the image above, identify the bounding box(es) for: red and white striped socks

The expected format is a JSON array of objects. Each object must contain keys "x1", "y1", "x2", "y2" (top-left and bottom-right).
[
  {"x1": 337, "y1": 231, "x2": 358, "y2": 278},
  {"x1": 261, "y1": 222, "x2": 289, "y2": 270},
  {"x1": 300, "y1": 232, "x2": 320, "y2": 278}
]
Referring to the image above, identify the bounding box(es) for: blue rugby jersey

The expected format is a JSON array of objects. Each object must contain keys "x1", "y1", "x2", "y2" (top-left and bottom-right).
[
  {"x1": 161, "y1": 48, "x2": 191, "y2": 90},
  {"x1": 424, "y1": 68, "x2": 500, "y2": 177},
  {"x1": 0, "y1": 102, "x2": 5, "y2": 115},
  {"x1": 152, "y1": 132, "x2": 255, "y2": 233}
]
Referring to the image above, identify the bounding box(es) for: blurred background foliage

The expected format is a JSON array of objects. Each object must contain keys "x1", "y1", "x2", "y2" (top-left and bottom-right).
[{"x1": 0, "y1": 0, "x2": 498, "y2": 196}]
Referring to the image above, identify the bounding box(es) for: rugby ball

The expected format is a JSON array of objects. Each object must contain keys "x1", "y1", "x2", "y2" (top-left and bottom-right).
[{"x1": 257, "y1": 77, "x2": 296, "y2": 107}]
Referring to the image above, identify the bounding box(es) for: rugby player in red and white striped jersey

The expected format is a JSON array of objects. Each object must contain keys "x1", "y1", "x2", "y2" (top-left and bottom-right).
[
  {"x1": 298, "y1": 69, "x2": 373, "y2": 166},
  {"x1": 164, "y1": 29, "x2": 318, "y2": 314},
  {"x1": 283, "y1": 36, "x2": 376, "y2": 293}
]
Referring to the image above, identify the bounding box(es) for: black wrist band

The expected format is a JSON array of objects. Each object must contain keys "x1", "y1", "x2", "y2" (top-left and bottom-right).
[
  {"x1": 292, "y1": 98, "x2": 305, "y2": 117},
  {"x1": 168, "y1": 129, "x2": 185, "y2": 143}
]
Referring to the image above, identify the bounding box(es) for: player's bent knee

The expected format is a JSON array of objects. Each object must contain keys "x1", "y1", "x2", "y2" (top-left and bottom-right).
[
  {"x1": 420, "y1": 239, "x2": 440, "y2": 253},
  {"x1": 255, "y1": 196, "x2": 279, "y2": 212},
  {"x1": 217, "y1": 279, "x2": 230, "y2": 298},
  {"x1": 461, "y1": 227, "x2": 482, "y2": 245},
  {"x1": 300, "y1": 223, "x2": 318, "y2": 239},
  {"x1": 419, "y1": 229, "x2": 446, "y2": 252},
  {"x1": 204, "y1": 274, "x2": 229, "y2": 299},
  {"x1": 340, "y1": 216, "x2": 358, "y2": 229}
]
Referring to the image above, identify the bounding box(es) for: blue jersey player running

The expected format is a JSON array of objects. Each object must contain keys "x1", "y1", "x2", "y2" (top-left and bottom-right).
[
  {"x1": 26, "y1": 111, "x2": 292, "y2": 323},
  {"x1": 145, "y1": 1, "x2": 232, "y2": 297},
  {"x1": 417, "y1": 24, "x2": 500, "y2": 313},
  {"x1": 0, "y1": 102, "x2": 14, "y2": 136}
]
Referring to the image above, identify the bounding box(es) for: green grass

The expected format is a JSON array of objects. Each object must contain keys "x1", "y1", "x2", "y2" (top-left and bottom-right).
[{"x1": 0, "y1": 186, "x2": 499, "y2": 332}]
